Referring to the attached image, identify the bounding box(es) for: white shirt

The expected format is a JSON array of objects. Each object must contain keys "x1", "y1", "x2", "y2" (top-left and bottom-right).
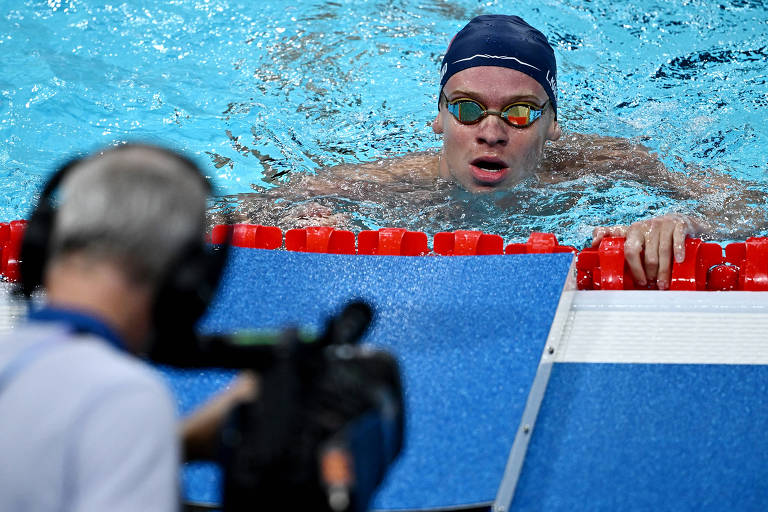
[{"x1": 0, "y1": 321, "x2": 179, "y2": 512}]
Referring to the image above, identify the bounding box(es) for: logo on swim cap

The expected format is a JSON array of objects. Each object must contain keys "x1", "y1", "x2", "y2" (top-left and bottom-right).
[
  {"x1": 439, "y1": 15, "x2": 558, "y2": 117},
  {"x1": 452, "y1": 54, "x2": 541, "y2": 72},
  {"x1": 546, "y1": 70, "x2": 558, "y2": 102}
]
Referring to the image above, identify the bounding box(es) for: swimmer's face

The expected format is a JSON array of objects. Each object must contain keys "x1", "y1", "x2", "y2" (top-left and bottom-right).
[{"x1": 432, "y1": 66, "x2": 562, "y2": 193}]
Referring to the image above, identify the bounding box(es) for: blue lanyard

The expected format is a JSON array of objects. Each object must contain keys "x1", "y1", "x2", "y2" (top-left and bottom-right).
[{"x1": 28, "y1": 306, "x2": 128, "y2": 353}]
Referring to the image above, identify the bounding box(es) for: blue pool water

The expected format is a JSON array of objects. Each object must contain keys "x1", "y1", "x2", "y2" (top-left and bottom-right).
[{"x1": 3, "y1": 0, "x2": 768, "y2": 246}]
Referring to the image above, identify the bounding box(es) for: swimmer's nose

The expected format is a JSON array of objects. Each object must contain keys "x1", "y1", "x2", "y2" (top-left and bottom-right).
[{"x1": 475, "y1": 115, "x2": 508, "y2": 147}]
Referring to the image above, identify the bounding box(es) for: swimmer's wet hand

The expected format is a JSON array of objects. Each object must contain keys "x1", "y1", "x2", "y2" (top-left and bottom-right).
[{"x1": 592, "y1": 213, "x2": 707, "y2": 290}]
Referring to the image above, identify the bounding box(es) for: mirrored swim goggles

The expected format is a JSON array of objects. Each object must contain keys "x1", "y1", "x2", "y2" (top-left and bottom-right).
[{"x1": 441, "y1": 93, "x2": 548, "y2": 128}]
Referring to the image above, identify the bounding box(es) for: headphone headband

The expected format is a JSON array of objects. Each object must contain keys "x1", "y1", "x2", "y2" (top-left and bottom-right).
[{"x1": 19, "y1": 144, "x2": 230, "y2": 349}]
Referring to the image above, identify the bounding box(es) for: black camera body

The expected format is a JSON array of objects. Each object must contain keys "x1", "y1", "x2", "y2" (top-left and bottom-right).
[
  {"x1": 220, "y1": 332, "x2": 403, "y2": 511},
  {"x1": 153, "y1": 301, "x2": 405, "y2": 512}
]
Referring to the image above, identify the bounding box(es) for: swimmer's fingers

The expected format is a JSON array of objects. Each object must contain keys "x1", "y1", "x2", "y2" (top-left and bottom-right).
[
  {"x1": 643, "y1": 223, "x2": 660, "y2": 283},
  {"x1": 656, "y1": 221, "x2": 676, "y2": 290},
  {"x1": 590, "y1": 226, "x2": 607, "y2": 247},
  {"x1": 591, "y1": 225, "x2": 628, "y2": 248},
  {"x1": 673, "y1": 220, "x2": 688, "y2": 264},
  {"x1": 654, "y1": 215, "x2": 702, "y2": 289},
  {"x1": 638, "y1": 214, "x2": 700, "y2": 290},
  {"x1": 623, "y1": 225, "x2": 647, "y2": 286},
  {"x1": 662, "y1": 215, "x2": 700, "y2": 287},
  {"x1": 592, "y1": 216, "x2": 703, "y2": 289}
]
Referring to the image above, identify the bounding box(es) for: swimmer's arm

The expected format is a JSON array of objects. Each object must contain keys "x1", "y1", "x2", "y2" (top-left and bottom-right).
[
  {"x1": 233, "y1": 151, "x2": 440, "y2": 228},
  {"x1": 541, "y1": 133, "x2": 745, "y2": 200},
  {"x1": 591, "y1": 166, "x2": 768, "y2": 289},
  {"x1": 553, "y1": 133, "x2": 768, "y2": 288},
  {"x1": 290, "y1": 151, "x2": 441, "y2": 197},
  {"x1": 592, "y1": 177, "x2": 768, "y2": 289}
]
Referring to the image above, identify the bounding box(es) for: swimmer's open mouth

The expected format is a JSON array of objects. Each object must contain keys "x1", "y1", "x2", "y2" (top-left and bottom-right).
[
  {"x1": 471, "y1": 158, "x2": 507, "y2": 172},
  {"x1": 469, "y1": 157, "x2": 509, "y2": 186}
]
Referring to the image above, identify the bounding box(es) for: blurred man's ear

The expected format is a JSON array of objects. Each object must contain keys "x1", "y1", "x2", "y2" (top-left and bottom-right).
[
  {"x1": 432, "y1": 112, "x2": 444, "y2": 134},
  {"x1": 548, "y1": 119, "x2": 562, "y2": 141}
]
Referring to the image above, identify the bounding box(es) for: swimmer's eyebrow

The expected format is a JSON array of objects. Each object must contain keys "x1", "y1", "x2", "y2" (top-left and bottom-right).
[{"x1": 446, "y1": 89, "x2": 547, "y2": 106}]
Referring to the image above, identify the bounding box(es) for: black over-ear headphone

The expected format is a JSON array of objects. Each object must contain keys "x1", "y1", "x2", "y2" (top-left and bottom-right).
[{"x1": 19, "y1": 145, "x2": 230, "y2": 353}]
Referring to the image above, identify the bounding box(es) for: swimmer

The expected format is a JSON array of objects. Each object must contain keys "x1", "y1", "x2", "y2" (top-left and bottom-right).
[{"x1": 232, "y1": 15, "x2": 762, "y2": 290}]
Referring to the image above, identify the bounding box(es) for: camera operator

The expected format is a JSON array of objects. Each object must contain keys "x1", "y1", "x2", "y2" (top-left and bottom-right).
[{"x1": 0, "y1": 144, "x2": 253, "y2": 511}]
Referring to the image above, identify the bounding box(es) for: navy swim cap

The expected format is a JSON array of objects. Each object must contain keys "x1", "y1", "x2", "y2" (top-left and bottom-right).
[{"x1": 440, "y1": 15, "x2": 558, "y2": 117}]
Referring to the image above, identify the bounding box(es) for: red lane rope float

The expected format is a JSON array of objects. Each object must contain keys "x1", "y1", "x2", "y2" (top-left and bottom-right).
[
  {"x1": 504, "y1": 232, "x2": 576, "y2": 255},
  {"x1": 229, "y1": 224, "x2": 282, "y2": 249},
  {"x1": 1, "y1": 220, "x2": 26, "y2": 283},
  {"x1": 358, "y1": 228, "x2": 429, "y2": 256},
  {"x1": 286, "y1": 226, "x2": 355, "y2": 254},
  {"x1": 670, "y1": 238, "x2": 728, "y2": 291},
  {"x1": 727, "y1": 238, "x2": 768, "y2": 291},
  {"x1": 576, "y1": 237, "x2": 631, "y2": 291},
  {"x1": 434, "y1": 230, "x2": 504, "y2": 255},
  {"x1": 3, "y1": 220, "x2": 768, "y2": 291}
]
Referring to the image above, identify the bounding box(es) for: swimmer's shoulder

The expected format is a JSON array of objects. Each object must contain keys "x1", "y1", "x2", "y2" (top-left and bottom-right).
[
  {"x1": 538, "y1": 132, "x2": 663, "y2": 183},
  {"x1": 325, "y1": 150, "x2": 440, "y2": 184}
]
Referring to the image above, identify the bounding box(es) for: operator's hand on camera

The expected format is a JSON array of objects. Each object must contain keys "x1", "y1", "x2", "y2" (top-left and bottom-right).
[
  {"x1": 181, "y1": 371, "x2": 259, "y2": 461},
  {"x1": 592, "y1": 213, "x2": 706, "y2": 290}
]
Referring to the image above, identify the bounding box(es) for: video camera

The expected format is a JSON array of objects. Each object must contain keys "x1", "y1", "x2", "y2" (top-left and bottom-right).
[{"x1": 151, "y1": 301, "x2": 405, "y2": 512}]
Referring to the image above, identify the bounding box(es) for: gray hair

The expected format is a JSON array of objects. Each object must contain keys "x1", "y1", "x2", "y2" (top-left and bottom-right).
[{"x1": 50, "y1": 144, "x2": 209, "y2": 285}]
